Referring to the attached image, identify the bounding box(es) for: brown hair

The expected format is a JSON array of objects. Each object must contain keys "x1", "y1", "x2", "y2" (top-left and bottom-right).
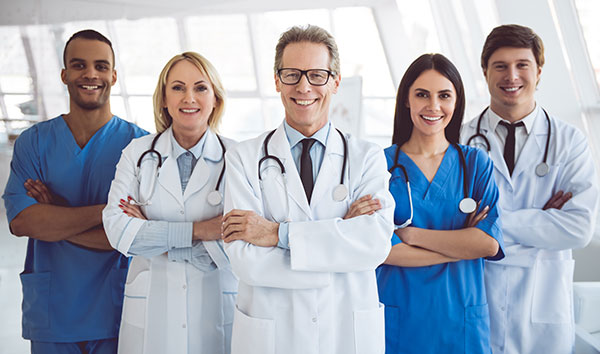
[{"x1": 481, "y1": 24, "x2": 545, "y2": 70}]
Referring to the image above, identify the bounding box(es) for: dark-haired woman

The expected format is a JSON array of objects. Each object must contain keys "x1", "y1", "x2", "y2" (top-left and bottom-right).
[{"x1": 376, "y1": 54, "x2": 505, "y2": 353}]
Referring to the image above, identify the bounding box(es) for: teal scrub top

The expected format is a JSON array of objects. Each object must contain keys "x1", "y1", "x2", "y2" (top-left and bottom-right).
[
  {"x1": 377, "y1": 144, "x2": 504, "y2": 354},
  {"x1": 3, "y1": 115, "x2": 147, "y2": 342}
]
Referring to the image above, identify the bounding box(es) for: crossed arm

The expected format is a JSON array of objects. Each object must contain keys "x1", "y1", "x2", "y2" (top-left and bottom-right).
[{"x1": 10, "y1": 179, "x2": 113, "y2": 250}]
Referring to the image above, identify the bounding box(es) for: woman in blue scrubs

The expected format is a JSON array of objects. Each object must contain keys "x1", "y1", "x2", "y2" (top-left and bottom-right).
[{"x1": 377, "y1": 54, "x2": 505, "y2": 353}]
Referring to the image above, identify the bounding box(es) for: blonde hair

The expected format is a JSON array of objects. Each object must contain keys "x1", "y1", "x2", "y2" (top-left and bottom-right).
[{"x1": 153, "y1": 52, "x2": 226, "y2": 133}]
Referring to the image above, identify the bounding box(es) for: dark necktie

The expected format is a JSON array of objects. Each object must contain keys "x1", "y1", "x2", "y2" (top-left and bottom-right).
[
  {"x1": 300, "y1": 138, "x2": 317, "y2": 203},
  {"x1": 499, "y1": 121, "x2": 524, "y2": 176}
]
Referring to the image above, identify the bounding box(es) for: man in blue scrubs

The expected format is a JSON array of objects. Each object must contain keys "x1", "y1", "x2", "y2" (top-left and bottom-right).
[{"x1": 2, "y1": 30, "x2": 146, "y2": 354}]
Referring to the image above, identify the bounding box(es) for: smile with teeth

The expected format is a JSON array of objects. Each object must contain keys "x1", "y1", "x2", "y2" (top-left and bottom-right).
[
  {"x1": 80, "y1": 85, "x2": 100, "y2": 90},
  {"x1": 293, "y1": 98, "x2": 317, "y2": 106},
  {"x1": 180, "y1": 108, "x2": 200, "y2": 113},
  {"x1": 421, "y1": 115, "x2": 443, "y2": 122},
  {"x1": 502, "y1": 86, "x2": 521, "y2": 92}
]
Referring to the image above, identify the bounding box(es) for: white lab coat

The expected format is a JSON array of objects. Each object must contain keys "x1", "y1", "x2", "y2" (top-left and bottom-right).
[
  {"x1": 223, "y1": 123, "x2": 394, "y2": 354},
  {"x1": 461, "y1": 108, "x2": 599, "y2": 354},
  {"x1": 103, "y1": 127, "x2": 238, "y2": 354}
]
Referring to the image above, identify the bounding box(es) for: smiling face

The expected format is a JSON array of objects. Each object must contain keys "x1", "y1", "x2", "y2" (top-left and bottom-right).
[
  {"x1": 275, "y1": 41, "x2": 340, "y2": 137},
  {"x1": 484, "y1": 47, "x2": 541, "y2": 120},
  {"x1": 163, "y1": 59, "x2": 216, "y2": 137},
  {"x1": 61, "y1": 38, "x2": 116, "y2": 111},
  {"x1": 406, "y1": 69, "x2": 457, "y2": 140}
]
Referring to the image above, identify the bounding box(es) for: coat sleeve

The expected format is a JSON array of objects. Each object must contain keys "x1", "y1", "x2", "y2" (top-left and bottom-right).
[
  {"x1": 288, "y1": 144, "x2": 395, "y2": 272},
  {"x1": 501, "y1": 129, "x2": 599, "y2": 250},
  {"x1": 223, "y1": 145, "x2": 331, "y2": 290},
  {"x1": 102, "y1": 141, "x2": 146, "y2": 255}
]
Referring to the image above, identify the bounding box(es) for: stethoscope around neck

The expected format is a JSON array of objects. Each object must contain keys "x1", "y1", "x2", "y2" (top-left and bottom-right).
[
  {"x1": 130, "y1": 130, "x2": 226, "y2": 207},
  {"x1": 466, "y1": 106, "x2": 551, "y2": 177},
  {"x1": 258, "y1": 128, "x2": 349, "y2": 222},
  {"x1": 388, "y1": 143, "x2": 477, "y2": 228}
]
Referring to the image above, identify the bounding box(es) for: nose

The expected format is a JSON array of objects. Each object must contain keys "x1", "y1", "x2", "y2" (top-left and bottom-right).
[
  {"x1": 507, "y1": 65, "x2": 519, "y2": 81},
  {"x1": 82, "y1": 66, "x2": 99, "y2": 80},
  {"x1": 183, "y1": 89, "x2": 196, "y2": 103},
  {"x1": 295, "y1": 73, "x2": 312, "y2": 93},
  {"x1": 428, "y1": 96, "x2": 441, "y2": 110}
]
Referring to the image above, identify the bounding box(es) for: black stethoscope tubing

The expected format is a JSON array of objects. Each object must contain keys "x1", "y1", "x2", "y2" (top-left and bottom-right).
[
  {"x1": 136, "y1": 130, "x2": 226, "y2": 194},
  {"x1": 258, "y1": 127, "x2": 349, "y2": 199},
  {"x1": 466, "y1": 106, "x2": 551, "y2": 176}
]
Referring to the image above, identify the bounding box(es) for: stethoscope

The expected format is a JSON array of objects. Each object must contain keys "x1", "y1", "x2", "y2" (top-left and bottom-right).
[
  {"x1": 258, "y1": 128, "x2": 349, "y2": 222},
  {"x1": 130, "y1": 131, "x2": 226, "y2": 206},
  {"x1": 466, "y1": 106, "x2": 551, "y2": 177},
  {"x1": 388, "y1": 143, "x2": 477, "y2": 228}
]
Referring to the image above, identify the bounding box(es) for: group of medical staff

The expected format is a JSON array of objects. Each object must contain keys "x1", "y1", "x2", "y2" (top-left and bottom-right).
[{"x1": 2, "y1": 20, "x2": 598, "y2": 354}]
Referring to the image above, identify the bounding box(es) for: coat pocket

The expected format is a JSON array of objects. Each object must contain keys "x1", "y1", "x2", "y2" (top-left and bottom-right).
[
  {"x1": 231, "y1": 306, "x2": 275, "y2": 354},
  {"x1": 122, "y1": 270, "x2": 150, "y2": 329},
  {"x1": 353, "y1": 303, "x2": 385, "y2": 354},
  {"x1": 464, "y1": 303, "x2": 491, "y2": 354},
  {"x1": 532, "y1": 259, "x2": 574, "y2": 324},
  {"x1": 20, "y1": 272, "x2": 51, "y2": 330}
]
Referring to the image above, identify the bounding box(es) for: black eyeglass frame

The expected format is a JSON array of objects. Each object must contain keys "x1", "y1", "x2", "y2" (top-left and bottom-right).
[{"x1": 277, "y1": 68, "x2": 335, "y2": 86}]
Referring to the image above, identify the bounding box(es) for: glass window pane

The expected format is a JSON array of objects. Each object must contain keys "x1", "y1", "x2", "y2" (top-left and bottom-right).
[
  {"x1": 333, "y1": 7, "x2": 395, "y2": 97},
  {"x1": 0, "y1": 26, "x2": 32, "y2": 94},
  {"x1": 363, "y1": 98, "x2": 395, "y2": 140},
  {"x1": 253, "y1": 10, "x2": 331, "y2": 96},
  {"x1": 4, "y1": 94, "x2": 35, "y2": 119},
  {"x1": 113, "y1": 18, "x2": 180, "y2": 95},
  {"x1": 185, "y1": 15, "x2": 256, "y2": 92},
  {"x1": 110, "y1": 95, "x2": 128, "y2": 122},
  {"x1": 128, "y1": 96, "x2": 155, "y2": 133},
  {"x1": 575, "y1": 0, "x2": 600, "y2": 88},
  {"x1": 220, "y1": 98, "x2": 264, "y2": 141}
]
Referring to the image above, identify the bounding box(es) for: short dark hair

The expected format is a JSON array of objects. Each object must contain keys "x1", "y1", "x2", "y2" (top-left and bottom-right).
[
  {"x1": 391, "y1": 53, "x2": 465, "y2": 146},
  {"x1": 63, "y1": 29, "x2": 115, "y2": 68},
  {"x1": 481, "y1": 24, "x2": 545, "y2": 70}
]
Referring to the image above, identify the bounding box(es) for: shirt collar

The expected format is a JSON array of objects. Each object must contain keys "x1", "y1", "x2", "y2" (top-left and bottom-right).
[
  {"x1": 489, "y1": 104, "x2": 539, "y2": 134},
  {"x1": 283, "y1": 120, "x2": 331, "y2": 149},
  {"x1": 169, "y1": 128, "x2": 207, "y2": 160}
]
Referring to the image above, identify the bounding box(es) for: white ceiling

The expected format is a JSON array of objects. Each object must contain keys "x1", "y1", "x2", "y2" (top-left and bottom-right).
[{"x1": 0, "y1": 0, "x2": 381, "y2": 26}]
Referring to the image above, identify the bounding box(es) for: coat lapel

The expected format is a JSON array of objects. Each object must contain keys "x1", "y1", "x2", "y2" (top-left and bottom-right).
[
  {"x1": 476, "y1": 113, "x2": 512, "y2": 186},
  {"x1": 511, "y1": 110, "x2": 545, "y2": 180},
  {"x1": 311, "y1": 126, "x2": 345, "y2": 207},
  {"x1": 183, "y1": 129, "x2": 222, "y2": 202},
  {"x1": 268, "y1": 124, "x2": 312, "y2": 218},
  {"x1": 155, "y1": 128, "x2": 184, "y2": 207}
]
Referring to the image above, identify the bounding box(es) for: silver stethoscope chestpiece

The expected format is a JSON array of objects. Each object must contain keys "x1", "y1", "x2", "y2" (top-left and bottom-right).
[
  {"x1": 332, "y1": 184, "x2": 348, "y2": 202},
  {"x1": 459, "y1": 197, "x2": 477, "y2": 214},
  {"x1": 535, "y1": 162, "x2": 549, "y2": 177},
  {"x1": 207, "y1": 191, "x2": 223, "y2": 206}
]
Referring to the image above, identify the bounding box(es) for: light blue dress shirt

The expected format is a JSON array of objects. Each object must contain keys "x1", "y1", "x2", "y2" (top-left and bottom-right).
[
  {"x1": 277, "y1": 121, "x2": 331, "y2": 248},
  {"x1": 128, "y1": 130, "x2": 216, "y2": 272}
]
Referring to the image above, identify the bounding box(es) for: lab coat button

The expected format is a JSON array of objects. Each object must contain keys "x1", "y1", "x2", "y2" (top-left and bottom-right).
[
  {"x1": 182, "y1": 324, "x2": 186, "y2": 328},
  {"x1": 500, "y1": 306, "x2": 505, "y2": 311},
  {"x1": 183, "y1": 284, "x2": 187, "y2": 289},
  {"x1": 312, "y1": 317, "x2": 317, "y2": 323},
  {"x1": 179, "y1": 210, "x2": 184, "y2": 214}
]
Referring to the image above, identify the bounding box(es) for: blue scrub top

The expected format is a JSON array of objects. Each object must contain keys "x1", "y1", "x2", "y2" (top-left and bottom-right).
[
  {"x1": 2, "y1": 115, "x2": 147, "y2": 342},
  {"x1": 377, "y1": 144, "x2": 504, "y2": 354}
]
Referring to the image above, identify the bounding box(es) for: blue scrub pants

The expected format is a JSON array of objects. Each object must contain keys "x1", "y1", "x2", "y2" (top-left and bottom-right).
[{"x1": 31, "y1": 338, "x2": 117, "y2": 354}]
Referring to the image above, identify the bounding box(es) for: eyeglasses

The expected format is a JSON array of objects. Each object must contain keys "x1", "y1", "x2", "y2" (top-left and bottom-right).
[{"x1": 277, "y1": 68, "x2": 334, "y2": 86}]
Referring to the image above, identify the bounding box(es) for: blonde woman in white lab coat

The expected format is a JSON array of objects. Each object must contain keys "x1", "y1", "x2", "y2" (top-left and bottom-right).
[{"x1": 103, "y1": 52, "x2": 237, "y2": 354}]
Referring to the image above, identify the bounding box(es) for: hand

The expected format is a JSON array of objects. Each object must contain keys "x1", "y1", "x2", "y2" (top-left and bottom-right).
[
  {"x1": 542, "y1": 190, "x2": 572, "y2": 210},
  {"x1": 24, "y1": 179, "x2": 68, "y2": 206},
  {"x1": 193, "y1": 216, "x2": 223, "y2": 241},
  {"x1": 119, "y1": 196, "x2": 147, "y2": 220},
  {"x1": 222, "y1": 209, "x2": 279, "y2": 247},
  {"x1": 465, "y1": 204, "x2": 489, "y2": 228},
  {"x1": 344, "y1": 194, "x2": 381, "y2": 219}
]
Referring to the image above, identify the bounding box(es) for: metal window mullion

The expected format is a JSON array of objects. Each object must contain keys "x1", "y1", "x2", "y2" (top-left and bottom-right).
[
  {"x1": 106, "y1": 20, "x2": 133, "y2": 123},
  {"x1": 247, "y1": 13, "x2": 272, "y2": 127},
  {"x1": 20, "y1": 25, "x2": 46, "y2": 121}
]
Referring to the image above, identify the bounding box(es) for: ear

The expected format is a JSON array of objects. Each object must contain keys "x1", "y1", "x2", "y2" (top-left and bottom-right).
[
  {"x1": 111, "y1": 69, "x2": 117, "y2": 86},
  {"x1": 331, "y1": 73, "x2": 341, "y2": 94},
  {"x1": 275, "y1": 72, "x2": 281, "y2": 93},
  {"x1": 60, "y1": 68, "x2": 67, "y2": 84}
]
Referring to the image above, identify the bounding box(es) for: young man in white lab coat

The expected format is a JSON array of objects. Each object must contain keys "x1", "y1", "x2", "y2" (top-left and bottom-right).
[
  {"x1": 221, "y1": 25, "x2": 395, "y2": 354},
  {"x1": 461, "y1": 24, "x2": 599, "y2": 354}
]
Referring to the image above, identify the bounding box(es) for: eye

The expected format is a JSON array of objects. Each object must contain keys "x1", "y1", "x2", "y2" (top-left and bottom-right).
[
  {"x1": 96, "y1": 64, "x2": 109, "y2": 71},
  {"x1": 517, "y1": 63, "x2": 529, "y2": 69},
  {"x1": 416, "y1": 92, "x2": 428, "y2": 98},
  {"x1": 440, "y1": 93, "x2": 452, "y2": 99},
  {"x1": 71, "y1": 63, "x2": 84, "y2": 69},
  {"x1": 195, "y1": 85, "x2": 208, "y2": 92},
  {"x1": 284, "y1": 72, "x2": 300, "y2": 80},
  {"x1": 171, "y1": 85, "x2": 184, "y2": 91},
  {"x1": 494, "y1": 64, "x2": 506, "y2": 70},
  {"x1": 309, "y1": 72, "x2": 326, "y2": 80}
]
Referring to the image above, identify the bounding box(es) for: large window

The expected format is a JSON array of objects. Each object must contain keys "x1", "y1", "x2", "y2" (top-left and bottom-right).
[{"x1": 574, "y1": 0, "x2": 600, "y2": 93}]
